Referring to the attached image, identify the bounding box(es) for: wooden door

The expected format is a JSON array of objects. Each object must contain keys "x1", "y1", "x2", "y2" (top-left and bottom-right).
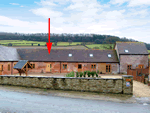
[
  {"x1": 138, "y1": 64, "x2": 144, "y2": 69},
  {"x1": 46, "y1": 63, "x2": 52, "y2": 72},
  {"x1": 98, "y1": 63, "x2": 106, "y2": 73},
  {"x1": 78, "y1": 64, "x2": 82, "y2": 72}
]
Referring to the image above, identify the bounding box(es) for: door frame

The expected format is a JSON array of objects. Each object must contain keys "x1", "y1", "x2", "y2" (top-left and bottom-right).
[
  {"x1": 78, "y1": 64, "x2": 82, "y2": 72},
  {"x1": 46, "y1": 63, "x2": 52, "y2": 72}
]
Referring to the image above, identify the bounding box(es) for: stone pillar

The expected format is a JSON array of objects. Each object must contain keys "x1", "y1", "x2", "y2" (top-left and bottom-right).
[{"x1": 122, "y1": 75, "x2": 133, "y2": 95}]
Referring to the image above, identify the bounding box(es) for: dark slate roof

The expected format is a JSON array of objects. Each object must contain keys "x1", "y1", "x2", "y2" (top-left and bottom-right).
[
  {"x1": 116, "y1": 42, "x2": 148, "y2": 55},
  {"x1": 17, "y1": 49, "x2": 119, "y2": 63},
  {"x1": 13, "y1": 60, "x2": 28, "y2": 69},
  {"x1": 0, "y1": 45, "x2": 21, "y2": 61}
]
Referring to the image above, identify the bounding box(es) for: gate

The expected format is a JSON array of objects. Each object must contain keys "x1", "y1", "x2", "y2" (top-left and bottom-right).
[{"x1": 127, "y1": 68, "x2": 149, "y2": 83}]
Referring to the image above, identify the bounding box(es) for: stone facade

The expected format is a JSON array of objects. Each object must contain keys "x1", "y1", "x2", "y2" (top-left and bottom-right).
[
  {"x1": 111, "y1": 63, "x2": 119, "y2": 74},
  {"x1": 120, "y1": 55, "x2": 148, "y2": 74},
  {"x1": 0, "y1": 75, "x2": 133, "y2": 94}
]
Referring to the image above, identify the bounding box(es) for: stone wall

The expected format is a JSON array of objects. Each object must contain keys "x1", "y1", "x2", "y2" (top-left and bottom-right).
[
  {"x1": 0, "y1": 75, "x2": 133, "y2": 94},
  {"x1": 120, "y1": 55, "x2": 148, "y2": 74}
]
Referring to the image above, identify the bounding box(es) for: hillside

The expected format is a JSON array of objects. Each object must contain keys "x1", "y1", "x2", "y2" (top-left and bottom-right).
[{"x1": 0, "y1": 32, "x2": 150, "y2": 50}]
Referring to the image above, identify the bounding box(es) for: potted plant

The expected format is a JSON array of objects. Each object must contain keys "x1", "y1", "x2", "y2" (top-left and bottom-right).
[
  {"x1": 96, "y1": 73, "x2": 98, "y2": 77},
  {"x1": 83, "y1": 71, "x2": 87, "y2": 77},
  {"x1": 87, "y1": 71, "x2": 91, "y2": 77},
  {"x1": 76, "y1": 72, "x2": 79, "y2": 77},
  {"x1": 80, "y1": 72, "x2": 83, "y2": 77},
  {"x1": 91, "y1": 71, "x2": 95, "y2": 77}
]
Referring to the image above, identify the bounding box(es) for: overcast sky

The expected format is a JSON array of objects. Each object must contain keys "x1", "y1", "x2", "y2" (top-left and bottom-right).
[{"x1": 0, "y1": 0, "x2": 150, "y2": 43}]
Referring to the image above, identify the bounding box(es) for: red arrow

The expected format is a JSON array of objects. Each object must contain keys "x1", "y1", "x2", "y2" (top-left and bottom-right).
[{"x1": 46, "y1": 18, "x2": 52, "y2": 54}]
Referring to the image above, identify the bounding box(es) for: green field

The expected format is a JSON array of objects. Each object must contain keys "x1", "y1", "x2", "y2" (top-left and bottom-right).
[
  {"x1": 0, "y1": 40, "x2": 83, "y2": 47},
  {"x1": 0, "y1": 40, "x2": 46, "y2": 46},
  {"x1": 0, "y1": 40, "x2": 113, "y2": 50},
  {"x1": 86, "y1": 44, "x2": 114, "y2": 49}
]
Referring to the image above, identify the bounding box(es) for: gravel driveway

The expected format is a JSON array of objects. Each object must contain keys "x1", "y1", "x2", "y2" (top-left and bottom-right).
[{"x1": 133, "y1": 80, "x2": 150, "y2": 97}]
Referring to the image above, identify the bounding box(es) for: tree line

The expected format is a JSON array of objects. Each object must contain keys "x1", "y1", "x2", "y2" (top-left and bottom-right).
[{"x1": 0, "y1": 32, "x2": 150, "y2": 49}]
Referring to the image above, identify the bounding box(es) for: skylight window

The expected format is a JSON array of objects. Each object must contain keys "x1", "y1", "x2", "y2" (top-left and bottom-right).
[
  {"x1": 68, "y1": 54, "x2": 72, "y2": 57},
  {"x1": 89, "y1": 54, "x2": 93, "y2": 57},
  {"x1": 108, "y1": 54, "x2": 111, "y2": 58},
  {"x1": 125, "y1": 50, "x2": 129, "y2": 53}
]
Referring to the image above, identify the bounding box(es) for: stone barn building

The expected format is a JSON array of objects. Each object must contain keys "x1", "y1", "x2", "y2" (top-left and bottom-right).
[
  {"x1": 114, "y1": 42, "x2": 149, "y2": 74},
  {"x1": 0, "y1": 42, "x2": 149, "y2": 75}
]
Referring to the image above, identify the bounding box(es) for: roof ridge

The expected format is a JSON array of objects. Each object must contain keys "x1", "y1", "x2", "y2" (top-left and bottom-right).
[{"x1": 116, "y1": 41, "x2": 144, "y2": 43}]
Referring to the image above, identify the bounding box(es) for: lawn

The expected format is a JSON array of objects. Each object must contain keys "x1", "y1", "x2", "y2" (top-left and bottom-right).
[
  {"x1": 86, "y1": 44, "x2": 114, "y2": 49},
  {"x1": 57, "y1": 42, "x2": 82, "y2": 46}
]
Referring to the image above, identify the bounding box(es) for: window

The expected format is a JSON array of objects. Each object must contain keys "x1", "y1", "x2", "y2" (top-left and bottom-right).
[
  {"x1": 68, "y1": 54, "x2": 72, "y2": 57},
  {"x1": 94, "y1": 65, "x2": 96, "y2": 69},
  {"x1": 8, "y1": 64, "x2": 10, "y2": 71},
  {"x1": 108, "y1": 54, "x2": 111, "y2": 58},
  {"x1": 2, "y1": 65, "x2": 3, "y2": 71},
  {"x1": 139, "y1": 64, "x2": 144, "y2": 69},
  {"x1": 63, "y1": 64, "x2": 67, "y2": 69},
  {"x1": 127, "y1": 65, "x2": 132, "y2": 69},
  {"x1": 31, "y1": 64, "x2": 35, "y2": 68},
  {"x1": 78, "y1": 64, "x2": 82, "y2": 69},
  {"x1": 106, "y1": 64, "x2": 111, "y2": 72},
  {"x1": 89, "y1": 54, "x2": 93, "y2": 57},
  {"x1": 125, "y1": 50, "x2": 128, "y2": 52},
  {"x1": 91, "y1": 64, "x2": 96, "y2": 69}
]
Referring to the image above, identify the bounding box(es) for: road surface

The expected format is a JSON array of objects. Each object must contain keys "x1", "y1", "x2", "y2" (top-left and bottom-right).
[{"x1": 0, "y1": 86, "x2": 150, "y2": 113}]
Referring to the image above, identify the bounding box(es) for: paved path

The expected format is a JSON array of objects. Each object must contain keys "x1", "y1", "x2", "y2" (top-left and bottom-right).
[{"x1": 0, "y1": 85, "x2": 150, "y2": 113}]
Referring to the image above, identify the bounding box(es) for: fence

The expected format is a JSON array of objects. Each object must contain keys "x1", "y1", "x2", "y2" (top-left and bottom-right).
[{"x1": 127, "y1": 68, "x2": 149, "y2": 83}]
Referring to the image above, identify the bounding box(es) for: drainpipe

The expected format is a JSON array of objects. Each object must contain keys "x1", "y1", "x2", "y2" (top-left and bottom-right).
[
  {"x1": 119, "y1": 55, "x2": 120, "y2": 74},
  {"x1": 60, "y1": 62, "x2": 61, "y2": 73},
  {"x1": 11, "y1": 62, "x2": 13, "y2": 75}
]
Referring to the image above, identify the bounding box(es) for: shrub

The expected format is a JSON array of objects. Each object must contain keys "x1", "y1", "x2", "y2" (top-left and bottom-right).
[
  {"x1": 80, "y1": 72, "x2": 83, "y2": 77},
  {"x1": 96, "y1": 73, "x2": 98, "y2": 77},
  {"x1": 87, "y1": 71, "x2": 91, "y2": 77},
  {"x1": 66, "y1": 71, "x2": 75, "y2": 77},
  {"x1": 91, "y1": 71, "x2": 95, "y2": 77},
  {"x1": 8, "y1": 43, "x2": 12, "y2": 46},
  {"x1": 83, "y1": 71, "x2": 87, "y2": 77},
  {"x1": 76, "y1": 72, "x2": 79, "y2": 77}
]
